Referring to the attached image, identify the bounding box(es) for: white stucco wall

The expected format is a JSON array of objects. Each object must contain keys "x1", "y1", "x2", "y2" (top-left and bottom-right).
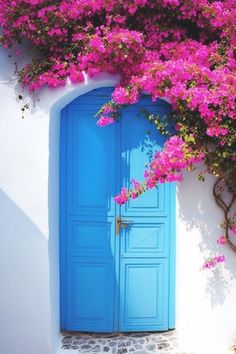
[{"x1": 0, "y1": 46, "x2": 236, "y2": 354}]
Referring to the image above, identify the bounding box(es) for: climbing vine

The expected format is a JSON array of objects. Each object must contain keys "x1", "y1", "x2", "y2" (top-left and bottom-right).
[
  {"x1": 213, "y1": 173, "x2": 236, "y2": 253},
  {"x1": 0, "y1": 0, "x2": 236, "y2": 268}
]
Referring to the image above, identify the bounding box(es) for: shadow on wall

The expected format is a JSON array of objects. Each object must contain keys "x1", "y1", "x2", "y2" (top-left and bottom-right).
[
  {"x1": 177, "y1": 169, "x2": 236, "y2": 307},
  {"x1": 0, "y1": 189, "x2": 53, "y2": 354}
]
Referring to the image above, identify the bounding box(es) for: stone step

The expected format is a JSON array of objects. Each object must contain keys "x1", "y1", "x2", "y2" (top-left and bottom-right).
[{"x1": 60, "y1": 331, "x2": 183, "y2": 353}]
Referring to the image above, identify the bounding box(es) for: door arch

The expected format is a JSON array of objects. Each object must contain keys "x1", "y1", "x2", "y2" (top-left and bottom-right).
[{"x1": 60, "y1": 87, "x2": 176, "y2": 332}]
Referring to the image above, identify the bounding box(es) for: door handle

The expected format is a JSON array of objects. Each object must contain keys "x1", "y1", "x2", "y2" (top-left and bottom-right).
[
  {"x1": 121, "y1": 220, "x2": 133, "y2": 227},
  {"x1": 116, "y1": 217, "x2": 133, "y2": 235}
]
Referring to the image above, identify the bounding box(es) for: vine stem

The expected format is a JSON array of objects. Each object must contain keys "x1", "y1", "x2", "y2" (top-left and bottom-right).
[{"x1": 213, "y1": 177, "x2": 236, "y2": 253}]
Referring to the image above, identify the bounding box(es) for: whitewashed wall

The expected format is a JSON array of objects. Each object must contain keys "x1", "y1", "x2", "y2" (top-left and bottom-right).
[{"x1": 0, "y1": 47, "x2": 236, "y2": 354}]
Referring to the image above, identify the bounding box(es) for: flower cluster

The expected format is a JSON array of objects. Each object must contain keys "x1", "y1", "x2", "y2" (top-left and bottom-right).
[
  {"x1": 96, "y1": 116, "x2": 114, "y2": 127},
  {"x1": 202, "y1": 255, "x2": 225, "y2": 270},
  {"x1": 217, "y1": 235, "x2": 227, "y2": 245},
  {"x1": 231, "y1": 226, "x2": 236, "y2": 234},
  {"x1": 115, "y1": 136, "x2": 205, "y2": 204},
  {"x1": 114, "y1": 179, "x2": 146, "y2": 205}
]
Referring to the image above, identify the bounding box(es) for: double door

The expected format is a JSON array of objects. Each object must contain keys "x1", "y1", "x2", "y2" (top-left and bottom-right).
[{"x1": 60, "y1": 87, "x2": 175, "y2": 332}]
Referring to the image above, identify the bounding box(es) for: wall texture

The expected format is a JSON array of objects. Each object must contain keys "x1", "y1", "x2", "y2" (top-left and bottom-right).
[{"x1": 0, "y1": 46, "x2": 236, "y2": 354}]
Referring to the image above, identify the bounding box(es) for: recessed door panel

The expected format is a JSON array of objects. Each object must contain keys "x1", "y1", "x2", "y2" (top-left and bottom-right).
[
  {"x1": 119, "y1": 259, "x2": 168, "y2": 331},
  {"x1": 121, "y1": 110, "x2": 169, "y2": 216},
  {"x1": 67, "y1": 108, "x2": 116, "y2": 216},
  {"x1": 67, "y1": 260, "x2": 115, "y2": 331},
  {"x1": 120, "y1": 219, "x2": 167, "y2": 258},
  {"x1": 68, "y1": 218, "x2": 115, "y2": 258}
]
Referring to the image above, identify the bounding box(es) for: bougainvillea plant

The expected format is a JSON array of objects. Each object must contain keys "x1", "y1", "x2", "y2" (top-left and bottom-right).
[{"x1": 0, "y1": 0, "x2": 236, "y2": 268}]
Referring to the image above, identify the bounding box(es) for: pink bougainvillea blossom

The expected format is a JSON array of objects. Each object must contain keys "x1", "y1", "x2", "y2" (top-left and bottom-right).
[
  {"x1": 114, "y1": 187, "x2": 129, "y2": 205},
  {"x1": 217, "y1": 235, "x2": 227, "y2": 245},
  {"x1": 206, "y1": 126, "x2": 229, "y2": 137},
  {"x1": 202, "y1": 255, "x2": 225, "y2": 270},
  {"x1": 96, "y1": 116, "x2": 115, "y2": 127},
  {"x1": 231, "y1": 226, "x2": 236, "y2": 235},
  {"x1": 114, "y1": 136, "x2": 205, "y2": 205}
]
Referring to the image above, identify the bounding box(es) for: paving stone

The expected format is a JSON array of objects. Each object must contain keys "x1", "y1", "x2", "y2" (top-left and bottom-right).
[
  {"x1": 126, "y1": 340, "x2": 132, "y2": 346},
  {"x1": 81, "y1": 344, "x2": 92, "y2": 350},
  {"x1": 88, "y1": 339, "x2": 96, "y2": 344},
  {"x1": 109, "y1": 341, "x2": 118, "y2": 346},
  {"x1": 118, "y1": 341, "x2": 131, "y2": 347},
  {"x1": 159, "y1": 340, "x2": 169, "y2": 345},
  {"x1": 134, "y1": 343, "x2": 143, "y2": 350},
  {"x1": 97, "y1": 339, "x2": 107, "y2": 344},
  {"x1": 157, "y1": 343, "x2": 169, "y2": 350},
  {"x1": 150, "y1": 336, "x2": 159, "y2": 342},
  {"x1": 117, "y1": 348, "x2": 128, "y2": 354},
  {"x1": 146, "y1": 343, "x2": 156, "y2": 351},
  {"x1": 91, "y1": 344, "x2": 102, "y2": 352},
  {"x1": 118, "y1": 341, "x2": 126, "y2": 347},
  {"x1": 72, "y1": 340, "x2": 81, "y2": 345},
  {"x1": 103, "y1": 346, "x2": 110, "y2": 352}
]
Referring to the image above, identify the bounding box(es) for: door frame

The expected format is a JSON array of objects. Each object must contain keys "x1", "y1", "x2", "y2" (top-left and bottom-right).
[{"x1": 59, "y1": 85, "x2": 176, "y2": 331}]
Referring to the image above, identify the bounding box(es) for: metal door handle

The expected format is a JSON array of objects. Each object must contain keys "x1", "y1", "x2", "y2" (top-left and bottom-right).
[
  {"x1": 121, "y1": 220, "x2": 133, "y2": 227},
  {"x1": 116, "y1": 217, "x2": 133, "y2": 235},
  {"x1": 116, "y1": 216, "x2": 121, "y2": 235}
]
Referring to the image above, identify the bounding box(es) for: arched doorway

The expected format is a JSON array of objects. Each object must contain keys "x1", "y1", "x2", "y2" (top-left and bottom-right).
[{"x1": 60, "y1": 87, "x2": 175, "y2": 332}]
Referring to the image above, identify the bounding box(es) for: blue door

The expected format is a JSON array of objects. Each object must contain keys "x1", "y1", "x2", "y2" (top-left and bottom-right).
[{"x1": 60, "y1": 87, "x2": 175, "y2": 332}]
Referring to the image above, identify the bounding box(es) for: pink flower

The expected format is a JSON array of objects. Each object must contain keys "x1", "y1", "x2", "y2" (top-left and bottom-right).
[
  {"x1": 114, "y1": 135, "x2": 205, "y2": 206},
  {"x1": 96, "y1": 116, "x2": 115, "y2": 127},
  {"x1": 114, "y1": 187, "x2": 129, "y2": 205},
  {"x1": 217, "y1": 235, "x2": 227, "y2": 245},
  {"x1": 206, "y1": 126, "x2": 228, "y2": 137},
  {"x1": 231, "y1": 226, "x2": 236, "y2": 234},
  {"x1": 69, "y1": 70, "x2": 84, "y2": 83},
  {"x1": 131, "y1": 179, "x2": 141, "y2": 189},
  {"x1": 131, "y1": 191, "x2": 138, "y2": 199},
  {"x1": 202, "y1": 255, "x2": 225, "y2": 270}
]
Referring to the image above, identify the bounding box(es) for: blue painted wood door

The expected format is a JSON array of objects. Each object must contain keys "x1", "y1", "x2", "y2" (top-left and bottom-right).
[{"x1": 60, "y1": 87, "x2": 175, "y2": 332}]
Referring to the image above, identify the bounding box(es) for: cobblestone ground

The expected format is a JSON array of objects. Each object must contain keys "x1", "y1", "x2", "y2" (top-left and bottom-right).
[{"x1": 61, "y1": 331, "x2": 185, "y2": 353}]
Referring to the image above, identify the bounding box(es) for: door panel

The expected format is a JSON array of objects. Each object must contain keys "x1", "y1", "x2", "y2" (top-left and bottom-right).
[
  {"x1": 121, "y1": 108, "x2": 169, "y2": 216},
  {"x1": 67, "y1": 108, "x2": 116, "y2": 217},
  {"x1": 119, "y1": 259, "x2": 168, "y2": 331},
  {"x1": 60, "y1": 87, "x2": 175, "y2": 332},
  {"x1": 67, "y1": 259, "x2": 115, "y2": 332},
  {"x1": 120, "y1": 219, "x2": 168, "y2": 258},
  {"x1": 68, "y1": 218, "x2": 115, "y2": 258}
]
